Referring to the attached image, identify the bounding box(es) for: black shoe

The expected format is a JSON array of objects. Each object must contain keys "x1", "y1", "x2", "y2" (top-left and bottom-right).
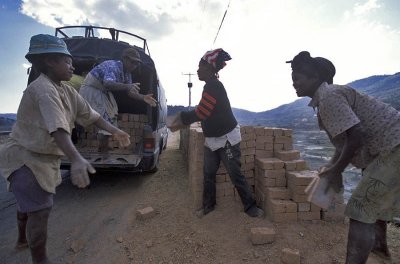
[
  {"x1": 246, "y1": 206, "x2": 264, "y2": 218},
  {"x1": 196, "y1": 206, "x2": 214, "y2": 218}
]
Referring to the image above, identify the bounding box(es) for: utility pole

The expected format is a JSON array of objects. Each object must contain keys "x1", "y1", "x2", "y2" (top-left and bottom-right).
[{"x1": 182, "y1": 73, "x2": 195, "y2": 108}]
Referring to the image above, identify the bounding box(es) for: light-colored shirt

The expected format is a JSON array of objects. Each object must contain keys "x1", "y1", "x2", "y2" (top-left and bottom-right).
[
  {"x1": 0, "y1": 74, "x2": 100, "y2": 193},
  {"x1": 309, "y1": 82, "x2": 400, "y2": 168},
  {"x1": 204, "y1": 125, "x2": 241, "y2": 151}
]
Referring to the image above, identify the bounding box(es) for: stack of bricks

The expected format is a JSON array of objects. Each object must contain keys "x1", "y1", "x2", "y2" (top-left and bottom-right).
[
  {"x1": 180, "y1": 125, "x2": 345, "y2": 222},
  {"x1": 254, "y1": 127, "x2": 321, "y2": 222},
  {"x1": 77, "y1": 113, "x2": 148, "y2": 151}
]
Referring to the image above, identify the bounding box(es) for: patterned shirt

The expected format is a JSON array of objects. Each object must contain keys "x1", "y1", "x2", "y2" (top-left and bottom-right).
[
  {"x1": 309, "y1": 82, "x2": 400, "y2": 168},
  {"x1": 0, "y1": 74, "x2": 100, "y2": 193},
  {"x1": 91, "y1": 60, "x2": 132, "y2": 85}
]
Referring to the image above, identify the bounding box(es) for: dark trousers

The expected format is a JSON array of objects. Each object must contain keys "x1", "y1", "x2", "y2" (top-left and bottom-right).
[{"x1": 203, "y1": 142, "x2": 256, "y2": 212}]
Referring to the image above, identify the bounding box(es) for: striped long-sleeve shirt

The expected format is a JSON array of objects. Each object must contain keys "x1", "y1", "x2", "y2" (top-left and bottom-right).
[{"x1": 181, "y1": 77, "x2": 237, "y2": 137}]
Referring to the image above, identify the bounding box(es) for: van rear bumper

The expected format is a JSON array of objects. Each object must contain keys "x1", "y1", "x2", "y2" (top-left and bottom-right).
[{"x1": 60, "y1": 153, "x2": 142, "y2": 170}]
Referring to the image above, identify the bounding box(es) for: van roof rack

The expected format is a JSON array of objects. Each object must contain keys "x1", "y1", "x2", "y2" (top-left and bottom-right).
[{"x1": 55, "y1": 25, "x2": 151, "y2": 56}]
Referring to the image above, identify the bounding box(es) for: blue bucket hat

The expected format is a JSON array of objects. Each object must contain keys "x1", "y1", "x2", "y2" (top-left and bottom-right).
[{"x1": 25, "y1": 34, "x2": 72, "y2": 61}]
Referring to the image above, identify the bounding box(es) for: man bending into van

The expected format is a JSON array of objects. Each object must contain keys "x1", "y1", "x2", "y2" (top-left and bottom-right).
[{"x1": 79, "y1": 48, "x2": 157, "y2": 153}]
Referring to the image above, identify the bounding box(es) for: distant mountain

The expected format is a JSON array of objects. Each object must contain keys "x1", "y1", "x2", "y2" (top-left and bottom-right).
[
  {"x1": 0, "y1": 113, "x2": 17, "y2": 120},
  {"x1": 0, "y1": 115, "x2": 16, "y2": 131},
  {"x1": 167, "y1": 72, "x2": 400, "y2": 130},
  {"x1": 3, "y1": 72, "x2": 399, "y2": 132},
  {"x1": 242, "y1": 72, "x2": 400, "y2": 129}
]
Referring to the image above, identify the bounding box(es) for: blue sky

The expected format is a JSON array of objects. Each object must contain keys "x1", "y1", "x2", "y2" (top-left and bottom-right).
[{"x1": 1, "y1": 0, "x2": 399, "y2": 113}]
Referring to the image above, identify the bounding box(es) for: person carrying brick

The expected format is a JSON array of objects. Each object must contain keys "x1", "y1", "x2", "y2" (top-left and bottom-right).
[
  {"x1": 167, "y1": 48, "x2": 264, "y2": 218},
  {"x1": 0, "y1": 34, "x2": 131, "y2": 264},
  {"x1": 79, "y1": 47, "x2": 157, "y2": 154},
  {"x1": 287, "y1": 51, "x2": 400, "y2": 263}
]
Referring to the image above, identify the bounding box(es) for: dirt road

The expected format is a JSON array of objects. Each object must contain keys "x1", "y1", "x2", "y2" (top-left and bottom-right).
[{"x1": 0, "y1": 132, "x2": 399, "y2": 264}]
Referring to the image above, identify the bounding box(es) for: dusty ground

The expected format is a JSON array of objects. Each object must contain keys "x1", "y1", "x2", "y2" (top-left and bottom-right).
[{"x1": 0, "y1": 132, "x2": 399, "y2": 264}]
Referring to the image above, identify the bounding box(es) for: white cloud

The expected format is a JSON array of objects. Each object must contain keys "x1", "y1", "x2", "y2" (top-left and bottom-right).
[
  {"x1": 16, "y1": 0, "x2": 400, "y2": 112},
  {"x1": 353, "y1": 0, "x2": 380, "y2": 16}
]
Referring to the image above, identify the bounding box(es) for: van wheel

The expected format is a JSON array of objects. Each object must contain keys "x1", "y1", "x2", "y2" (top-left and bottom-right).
[{"x1": 148, "y1": 154, "x2": 160, "y2": 173}]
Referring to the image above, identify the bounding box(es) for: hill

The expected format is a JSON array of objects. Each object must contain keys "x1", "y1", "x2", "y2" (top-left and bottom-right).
[
  {"x1": 168, "y1": 72, "x2": 400, "y2": 130},
  {"x1": 2, "y1": 72, "x2": 399, "y2": 131},
  {"x1": 0, "y1": 114, "x2": 16, "y2": 131}
]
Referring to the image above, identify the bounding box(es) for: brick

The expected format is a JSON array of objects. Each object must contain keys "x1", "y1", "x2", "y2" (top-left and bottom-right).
[
  {"x1": 291, "y1": 193, "x2": 308, "y2": 203},
  {"x1": 266, "y1": 187, "x2": 291, "y2": 200},
  {"x1": 136, "y1": 207, "x2": 156, "y2": 220},
  {"x1": 298, "y1": 211, "x2": 321, "y2": 221},
  {"x1": 273, "y1": 143, "x2": 284, "y2": 151},
  {"x1": 264, "y1": 128, "x2": 274, "y2": 136},
  {"x1": 216, "y1": 174, "x2": 226, "y2": 183},
  {"x1": 297, "y1": 202, "x2": 311, "y2": 212},
  {"x1": 274, "y1": 136, "x2": 292, "y2": 144},
  {"x1": 288, "y1": 184, "x2": 307, "y2": 195},
  {"x1": 242, "y1": 147, "x2": 256, "y2": 156},
  {"x1": 261, "y1": 169, "x2": 286, "y2": 179},
  {"x1": 256, "y1": 158, "x2": 284, "y2": 170},
  {"x1": 255, "y1": 126, "x2": 266, "y2": 136},
  {"x1": 284, "y1": 161, "x2": 297, "y2": 171},
  {"x1": 257, "y1": 177, "x2": 276, "y2": 187},
  {"x1": 244, "y1": 170, "x2": 254, "y2": 178},
  {"x1": 275, "y1": 176, "x2": 287, "y2": 187},
  {"x1": 255, "y1": 150, "x2": 274, "y2": 158},
  {"x1": 244, "y1": 126, "x2": 255, "y2": 134},
  {"x1": 287, "y1": 171, "x2": 317, "y2": 186},
  {"x1": 281, "y1": 248, "x2": 300, "y2": 264},
  {"x1": 283, "y1": 142, "x2": 294, "y2": 151},
  {"x1": 272, "y1": 128, "x2": 283, "y2": 136},
  {"x1": 246, "y1": 140, "x2": 256, "y2": 148},
  {"x1": 282, "y1": 128, "x2": 293, "y2": 137},
  {"x1": 256, "y1": 135, "x2": 274, "y2": 144},
  {"x1": 311, "y1": 203, "x2": 321, "y2": 212},
  {"x1": 264, "y1": 143, "x2": 274, "y2": 151},
  {"x1": 269, "y1": 199, "x2": 297, "y2": 213},
  {"x1": 250, "y1": 227, "x2": 276, "y2": 245},
  {"x1": 242, "y1": 132, "x2": 256, "y2": 141},
  {"x1": 295, "y1": 160, "x2": 308, "y2": 170},
  {"x1": 275, "y1": 150, "x2": 301, "y2": 161}
]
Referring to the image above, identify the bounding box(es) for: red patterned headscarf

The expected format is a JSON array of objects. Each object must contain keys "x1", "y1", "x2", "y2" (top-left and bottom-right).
[{"x1": 201, "y1": 48, "x2": 232, "y2": 72}]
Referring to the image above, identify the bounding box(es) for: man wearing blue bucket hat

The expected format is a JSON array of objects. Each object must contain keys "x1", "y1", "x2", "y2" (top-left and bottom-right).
[{"x1": 0, "y1": 34, "x2": 131, "y2": 263}]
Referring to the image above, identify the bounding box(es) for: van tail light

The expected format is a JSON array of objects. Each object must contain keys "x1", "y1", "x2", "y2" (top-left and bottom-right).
[
  {"x1": 144, "y1": 138, "x2": 155, "y2": 152},
  {"x1": 143, "y1": 125, "x2": 155, "y2": 153}
]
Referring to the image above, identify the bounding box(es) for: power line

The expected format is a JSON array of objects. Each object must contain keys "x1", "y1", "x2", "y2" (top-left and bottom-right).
[{"x1": 212, "y1": 0, "x2": 232, "y2": 46}]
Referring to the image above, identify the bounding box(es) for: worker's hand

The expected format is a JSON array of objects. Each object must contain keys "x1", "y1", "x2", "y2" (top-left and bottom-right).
[
  {"x1": 112, "y1": 129, "x2": 131, "y2": 147},
  {"x1": 143, "y1": 94, "x2": 157, "y2": 107},
  {"x1": 127, "y1": 83, "x2": 140, "y2": 96},
  {"x1": 318, "y1": 166, "x2": 343, "y2": 194},
  {"x1": 166, "y1": 112, "x2": 187, "y2": 132},
  {"x1": 70, "y1": 157, "x2": 95, "y2": 188}
]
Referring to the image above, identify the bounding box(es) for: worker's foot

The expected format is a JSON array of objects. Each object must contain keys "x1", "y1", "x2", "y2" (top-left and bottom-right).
[
  {"x1": 15, "y1": 241, "x2": 28, "y2": 251},
  {"x1": 246, "y1": 206, "x2": 264, "y2": 218},
  {"x1": 371, "y1": 220, "x2": 391, "y2": 260},
  {"x1": 196, "y1": 207, "x2": 214, "y2": 218},
  {"x1": 371, "y1": 247, "x2": 391, "y2": 260}
]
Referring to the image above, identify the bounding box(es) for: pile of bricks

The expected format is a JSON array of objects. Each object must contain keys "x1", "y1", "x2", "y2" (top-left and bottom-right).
[
  {"x1": 180, "y1": 124, "x2": 346, "y2": 222},
  {"x1": 180, "y1": 123, "x2": 345, "y2": 222},
  {"x1": 77, "y1": 113, "x2": 148, "y2": 151}
]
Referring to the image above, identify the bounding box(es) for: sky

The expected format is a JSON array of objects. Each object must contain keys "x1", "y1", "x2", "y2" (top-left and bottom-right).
[{"x1": 0, "y1": 0, "x2": 399, "y2": 113}]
